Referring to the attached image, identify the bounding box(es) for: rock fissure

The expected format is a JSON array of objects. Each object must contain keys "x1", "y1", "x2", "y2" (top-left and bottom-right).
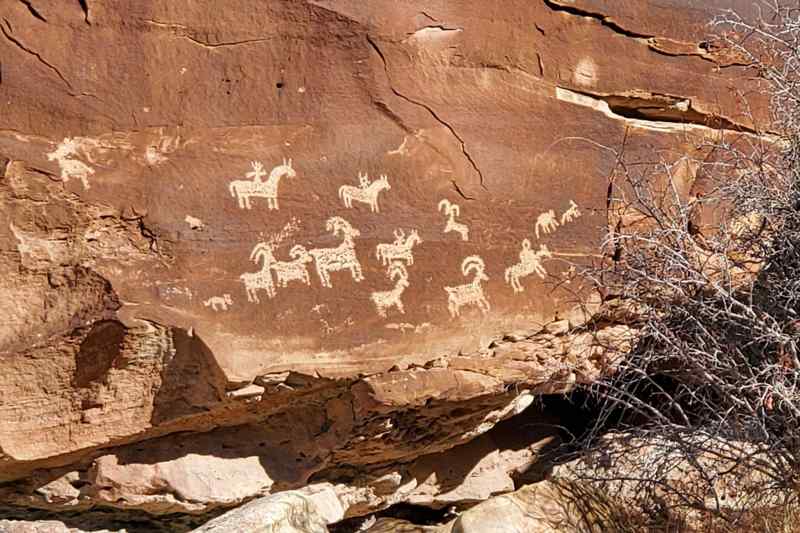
[
  {"x1": 556, "y1": 85, "x2": 765, "y2": 135},
  {"x1": 18, "y1": 0, "x2": 47, "y2": 23},
  {"x1": 0, "y1": 18, "x2": 75, "y2": 94},
  {"x1": 366, "y1": 34, "x2": 488, "y2": 194},
  {"x1": 542, "y1": 0, "x2": 652, "y2": 39},
  {"x1": 144, "y1": 20, "x2": 276, "y2": 49},
  {"x1": 77, "y1": 0, "x2": 90, "y2": 25}
]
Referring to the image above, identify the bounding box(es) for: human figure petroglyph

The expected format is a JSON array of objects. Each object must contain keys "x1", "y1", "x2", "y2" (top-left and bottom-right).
[
  {"x1": 338, "y1": 172, "x2": 391, "y2": 212},
  {"x1": 444, "y1": 256, "x2": 490, "y2": 318},
  {"x1": 308, "y1": 216, "x2": 364, "y2": 288},
  {"x1": 229, "y1": 159, "x2": 296, "y2": 210},
  {"x1": 560, "y1": 200, "x2": 582, "y2": 224},
  {"x1": 438, "y1": 199, "x2": 469, "y2": 241},
  {"x1": 505, "y1": 240, "x2": 553, "y2": 293},
  {"x1": 535, "y1": 209, "x2": 559, "y2": 239},
  {"x1": 47, "y1": 137, "x2": 95, "y2": 189},
  {"x1": 376, "y1": 229, "x2": 423, "y2": 266},
  {"x1": 203, "y1": 294, "x2": 233, "y2": 311},
  {"x1": 372, "y1": 262, "x2": 410, "y2": 318}
]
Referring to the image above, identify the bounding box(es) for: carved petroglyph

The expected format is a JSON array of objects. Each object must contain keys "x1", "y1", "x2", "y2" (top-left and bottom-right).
[
  {"x1": 271, "y1": 245, "x2": 312, "y2": 288},
  {"x1": 385, "y1": 322, "x2": 432, "y2": 334},
  {"x1": 240, "y1": 265, "x2": 275, "y2": 303},
  {"x1": 203, "y1": 294, "x2": 233, "y2": 311},
  {"x1": 438, "y1": 199, "x2": 469, "y2": 241},
  {"x1": 184, "y1": 215, "x2": 204, "y2": 229},
  {"x1": 560, "y1": 200, "x2": 582, "y2": 224},
  {"x1": 444, "y1": 256, "x2": 490, "y2": 318},
  {"x1": 535, "y1": 209, "x2": 559, "y2": 239},
  {"x1": 308, "y1": 217, "x2": 364, "y2": 288},
  {"x1": 338, "y1": 172, "x2": 391, "y2": 212},
  {"x1": 505, "y1": 241, "x2": 553, "y2": 293},
  {"x1": 376, "y1": 229, "x2": 423, "y2": 266},
  {"x1": 47, "y1": 138, "x2": 95, "y2": 189},
  {"x1": 372, "y1": 262, "x2": 410, "y2": 317},
  {"x1": 229, "y1": 159, "x2": 296, "y2": 210}
]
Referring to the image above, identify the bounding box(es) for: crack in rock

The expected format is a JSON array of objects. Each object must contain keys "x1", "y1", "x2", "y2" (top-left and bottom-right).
[
  {"x1": 1, "y1": 18, "x2": 75, "y2": 94},
  {"x1": 365, "y1": 34, "x2": 488, "y2": 194},
  {"x1": 543, "y1": 0, "x2": 651, "y2": 39},
  {"x1": 145, "y1": 20, "x2": 275, "y2": 49},
  {"x1": 543, "y1": 0, "x2": 746, "y2": 68},
  {"x1": 19, "y1": 0, "x2": 47, "y2": 23},
  {"x1": 556, "y1": 85, "x2": 768, "y2": 136}
]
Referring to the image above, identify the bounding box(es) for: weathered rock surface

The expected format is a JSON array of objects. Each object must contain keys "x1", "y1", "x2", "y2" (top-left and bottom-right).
[{"x1": 0, "y1": 0, "x2": 766, "y2": 529}]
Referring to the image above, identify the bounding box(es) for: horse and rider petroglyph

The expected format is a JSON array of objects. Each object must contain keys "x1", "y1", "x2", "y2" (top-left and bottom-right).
[
  {"x1": 339, "y1": 172, "x2": 391, "y2": 212},
  {"x1": 376, "y1": 229, "x2": 423, "y2": 266},
  {"x1": 445, "y1": 256, "x2": 490, "y2": 318},
  {"x1": 229, "y1": 159, "x2": 296, "y2": 210},
  {"x1": 505, "y1": 240, "x2": 553, "y2": 293}
]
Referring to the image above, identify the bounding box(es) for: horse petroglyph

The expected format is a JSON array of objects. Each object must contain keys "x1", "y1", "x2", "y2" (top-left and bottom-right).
[
  {"x1": 560, "y1": 200, "x2": 582, "y2": 224},
  {"x1": 376, "y1": 229, "x2": 423, "y2": 266},
  {"x1": 371, "y1": 261, "x2": 410, "y2": 317},
  {"x1": 438, "y1": 199, "x2": 469, "y2": 241},
  {"x1": 535, "y1": 209, "x2": 559, "y2": 238},
  {"x1": 444, "y1": 255, "x2": 490, "y2": 318},
  {"x1": 203, "y1": 294, "x2": 233, "y2": 311},
  {"x1": 339, "y1": 172, "x2": 391, "y2": 212},
  {"x1": 47, "y1": 137, "x2": 95, "y2": 189},
  {"x1": 229, "y1": 159, "x2": 296, "y2": 210},
  {"x1": 308, "y1": 217, "x2": 364, "y2": 288},
  {"x1": 505, "y1": 240, "x2": 553, "y2": 293}
]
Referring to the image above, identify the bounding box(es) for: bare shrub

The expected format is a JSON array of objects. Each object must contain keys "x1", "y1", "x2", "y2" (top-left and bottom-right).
[{"x1": 569, "y1": 1, "x2": 800, "y2": 529}]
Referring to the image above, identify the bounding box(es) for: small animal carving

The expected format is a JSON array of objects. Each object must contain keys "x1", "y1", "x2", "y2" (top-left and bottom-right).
[
  {"x1": 505, "y1": 240, "x2": 553, "y2": 293},
  {"x1": 438, "y1": 199, "x2": 469, "y2": 241},
  {"x1": 535, "y1": 209, "x2": 559, "y2": 239},
  {"x1": 203, "y1": 294, "x2": 233, "y2": 311},
  {"x1": 372, "y1": 262, "x2": 410, "y2": 317},
  {"x1": 308, "y1": 217, "x2": 364, "y2": 288},
  {"x1": 229, "y1": 159, "x2": 296, "y2": 210},
  {"x1": 270, "y1": 245, "x2": 313, "y2": 288},
  {"x1": 338, "y1": 172, "x2": 391, "y2": 212},
  {"x1": 376, "y1": 229, "x2": 423, "y2": 266},
  {"x1": 47, "y1": 137, "x2": 95, "y2": 189},
  {"x1": 444, "y1": 255, "x2": 490, "y2": 317},
  {"x1": 560, "y1": 200, "x2": 582, "y2": 224}
]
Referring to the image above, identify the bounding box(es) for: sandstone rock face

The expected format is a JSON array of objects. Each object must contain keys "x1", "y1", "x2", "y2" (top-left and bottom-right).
[{"x1": 0, "y1": 0, "x2": 764, "y2": 529}]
